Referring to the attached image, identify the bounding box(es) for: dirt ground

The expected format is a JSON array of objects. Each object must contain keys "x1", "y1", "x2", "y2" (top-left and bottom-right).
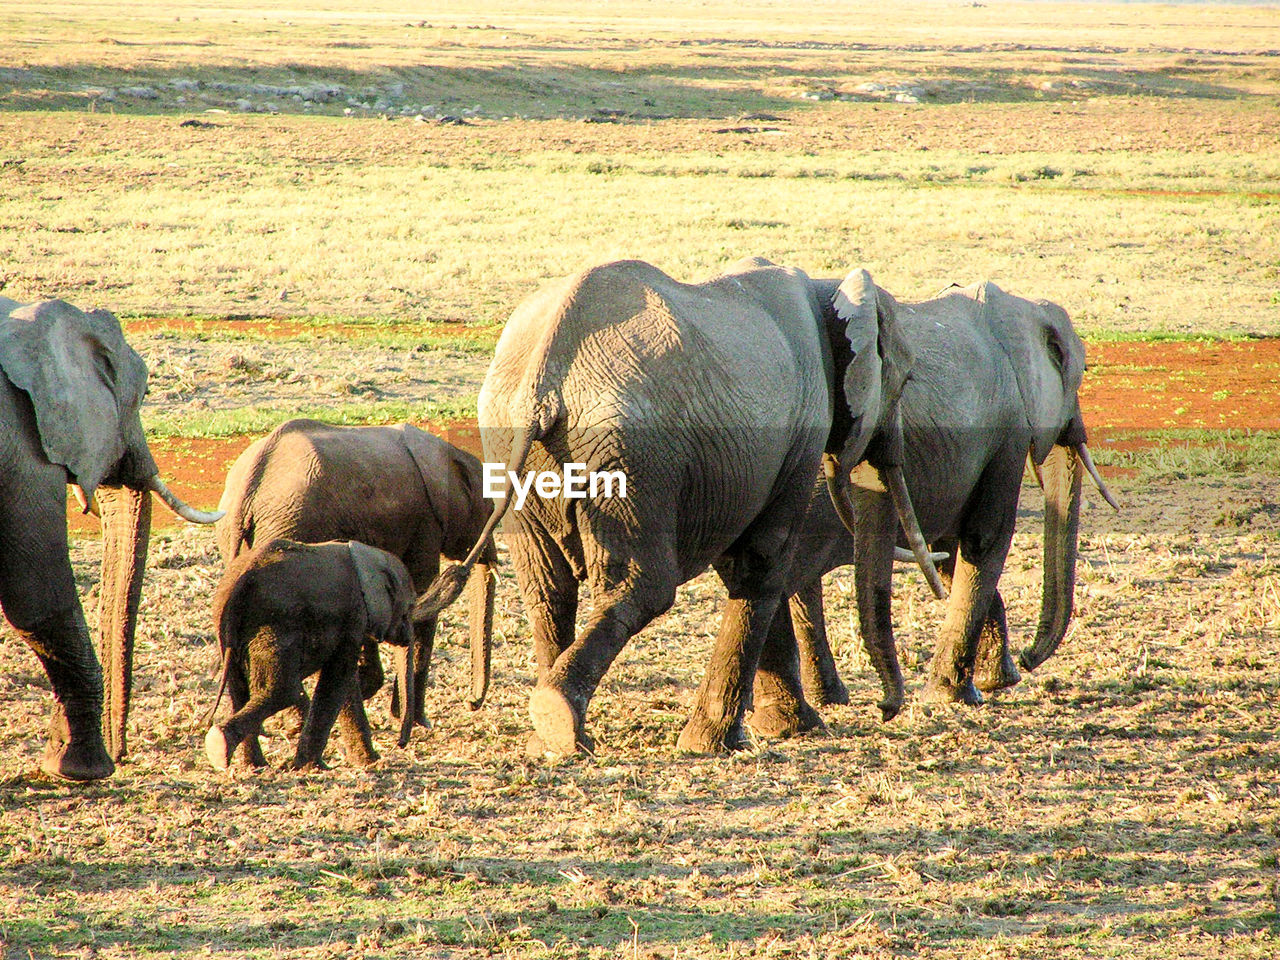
[
  {"x1": 14, "y1": 101, "x2": 1280, "y2": 173},
  {"x1": 2, "y1": 326, "x2": 1278, "y2": 957}
]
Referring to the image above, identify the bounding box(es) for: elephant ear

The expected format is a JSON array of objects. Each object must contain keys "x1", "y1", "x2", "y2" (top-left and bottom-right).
[
  {"x1": 348, "y1": 541, "x2": 408, "y2": 644},
  {"x1": 401, "y1": 424, "x2": 485, "y2": 556},
  {"x1": 977, "y1": 283, "x2": 1085, "y2": 463},
  {"x1": 0, "y1": 300, "x2": 149, "y2": 497},
  {"x1": 830, "y1": 269, "x2": 913, "y2": 467}
]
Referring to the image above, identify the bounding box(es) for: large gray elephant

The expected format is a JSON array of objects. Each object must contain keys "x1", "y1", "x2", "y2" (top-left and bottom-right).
[
  {"x1": 205, "y1": 538, "x2": 418, "y2": 771},
  {"x1": 0, "y1": 298, "x2": 221, "y2": 780},
  {"x1": 792, "y1": 279, "x2": 1117, "y2": 721},
  {"x1": 419, "y1": 258, "x2": 942, "y2": 757},
  {"x1": 215, "y1": 419, "x2": 495, "y2": 717}
]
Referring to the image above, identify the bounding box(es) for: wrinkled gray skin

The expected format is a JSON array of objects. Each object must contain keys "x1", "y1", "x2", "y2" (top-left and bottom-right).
[
  {"x1": 770, "y1": 281, "x2": 1104, "y2": 724},
  {"x1": 0, "y1": 298, "x2": 218, "y2": 781},
  {"x1": 205, "y1": 538, "x2": 418, "y2": 771},
  {"x1": 421, "y1": 258, "x2": 938, "y2": 757},
  {"x1": 215, "y1": 420, "x2": 495, "y2": 721}
]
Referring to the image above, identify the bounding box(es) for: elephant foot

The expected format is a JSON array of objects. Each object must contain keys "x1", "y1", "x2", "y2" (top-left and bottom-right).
[
  {"x1": 528, "y1": 687, "x2": 593, "y2": 758},
  {"x1": 344, "y1": 740, "x2": 379, "y2": 767},
  {"x1": 921, "y1": 676, "x2": 984, "y2": 707},
  {"x1": 291, "y1": 757, "x2": 331, "y2": 772},
  {"x1": 975, "y1": 649, "x2": 1022, "y2": 693},
  {"x1": 40, "y1": 704, "x2": 114, "y2": 781},
  {"x1": 675, "y1": 712, "x2": 750, "y2": 755},
  {"x1": 813, "y1": 679, "x2": 850, "y2": 709},
  {"x1": 747, "y1": 698, "x2": 827, "y2": 740},
  {"x1": 205, "y1": 726, "x2": 234, "y2": 771},
  {"x1": 41, "y1": 737, "x2": 114, "y2": 782}
]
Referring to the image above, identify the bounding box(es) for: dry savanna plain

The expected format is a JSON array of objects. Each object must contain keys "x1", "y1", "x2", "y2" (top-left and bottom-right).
[{"x1": 2, "y1": 1, "x2": 1280, "y2": 957}]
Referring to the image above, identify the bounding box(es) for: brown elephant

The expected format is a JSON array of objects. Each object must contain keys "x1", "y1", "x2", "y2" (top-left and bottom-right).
[
  {"x1": 419, "y1": 259, "x2": 942, "y2": 757},
  {"x1": 205, "y1": 538, "x2": 418, "y2": 771},
  {"x1": 756, "y1": 280, "x2": 1117, "y2": 730},
  {"x1": 0, "y1": 298, "x2": 221, "y2": 780},
  {"x1": 215, "y1": 419, "x2": 495, "y2": 719}
]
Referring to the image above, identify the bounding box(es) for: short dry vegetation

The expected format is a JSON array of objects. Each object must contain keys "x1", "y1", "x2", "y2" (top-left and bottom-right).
[{"x1": 1, "y1": 2, "x2": 1279, "y2": 958}]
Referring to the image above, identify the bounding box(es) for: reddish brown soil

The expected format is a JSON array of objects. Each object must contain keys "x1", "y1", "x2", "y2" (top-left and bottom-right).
[
  {"x1": 1081, "y1": 339, "x2": 1280, "y2": 434},
  {"x1": 70, "y1": 338, "x2": 1279, "y2": 534}
]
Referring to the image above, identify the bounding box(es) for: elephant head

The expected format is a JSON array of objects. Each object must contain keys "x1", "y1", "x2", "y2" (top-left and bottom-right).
[
  {"x1": 0, "y1": 299, "x2": 221, "y2": 765},
  {"x1": 815, "y1": 270, "x2": 947, "y2": 598},
  {"x1": 966, "y1": 282, "x2": 1116, "y2": 673},
  {"x1": 348, "y1": 541, "x2": 417, "y2": 748},
  {"x1": 400, "y1": 425, "x2": 494, "y2": 710}
]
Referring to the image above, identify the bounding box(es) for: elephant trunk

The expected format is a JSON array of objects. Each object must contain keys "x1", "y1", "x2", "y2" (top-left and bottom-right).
[
  {"x1": 94, "y1": 484, "x2": 152, "y2": 761},
  {"x1": 467, "y1": 559, "x2": 495, "y2": 710},
  {"x1": 394, "y1": 620, "x2": 415, "y2": 748},
  {"x1": 1020, "y1": 443, "x2": 1082, "y2": 672}
]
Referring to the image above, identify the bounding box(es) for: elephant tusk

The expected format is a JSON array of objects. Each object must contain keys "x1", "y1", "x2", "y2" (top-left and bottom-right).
[
  {"x1": 1074, "y1": 443, "x2": 1119, "y2": 512},
  {"x1": 71, "y1": 484, "x2": 101, "y2": 517},
  {"x1": 884, "y1": 464, "x2": 948, "y2": 600},
  {"x1": 146, "y1": 475, "x2": 225, "y2": 524},
  {"x1": 822, "y1": 454, "x2": 860, "y2": 538},
  {"x1": 894, "y1": 547, "x2": 949, "y2": 564},
  {"x1": 1029, "y1": 451, "x2": 1045, "y2": 491}
]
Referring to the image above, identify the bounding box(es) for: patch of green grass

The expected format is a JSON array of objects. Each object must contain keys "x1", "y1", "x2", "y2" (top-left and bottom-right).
[
  {"x1": 1089, "y1": 429, "x2": 1280, "y2": 480},
  {"x1": 143, "y1": 398, "x2": 478, "y2": 438}
]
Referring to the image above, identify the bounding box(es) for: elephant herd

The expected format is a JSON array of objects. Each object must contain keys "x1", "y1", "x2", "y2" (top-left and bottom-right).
[{"x1": 0, "y1": 257, "x2": 1114, "y2": 781}]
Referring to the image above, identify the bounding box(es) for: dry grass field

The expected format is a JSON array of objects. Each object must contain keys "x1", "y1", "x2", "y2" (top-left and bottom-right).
[{"x1": 1, "y1": 2, "x2": 1279, "y2": 958}]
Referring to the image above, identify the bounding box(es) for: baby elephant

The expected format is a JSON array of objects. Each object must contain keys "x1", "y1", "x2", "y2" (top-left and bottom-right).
[{"x1": 205, "y1": 538, "x2": 417, "y2": 771}]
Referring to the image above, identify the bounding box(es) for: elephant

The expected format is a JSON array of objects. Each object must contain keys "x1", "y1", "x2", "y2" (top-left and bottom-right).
[
  {"x1": 215, "y1": 419, "x2": 495, "y2": 720},
  {"x1": 0, "y1": 297, "x2": 221, "y2": 780},
  {"x1": 418, "y1": 257, "x2": 942, "y2": 757},
  {"x1": 791, "y1": 279, "x2": 1117, "y2": 722},
  {"x1": 204, "y1": 538, "x2": 418, "y2": 771}
]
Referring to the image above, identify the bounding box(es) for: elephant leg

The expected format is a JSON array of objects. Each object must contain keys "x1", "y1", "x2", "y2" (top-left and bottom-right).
[
  {"x1": 336, "y1": 682, "x2": 379, "y2": 767},
  {"x1": 852, "y1": 489, "x2": 906, "y2": 721},
  {"x1": 206, "y1": 632, "x2": 297, "y2": 771},
  {"x1": 294, "y1": 644, "x2": 362, "y2": 770},
  {"x1": 509, "y1": 527, "x2": 579, "y2": 681},
  {"x1": 791, "y1": 580, "x2": 849, "y2": 708},
  {"x1": 922, "y1": 465, "x2": 1020, "y2": 706},
  {"x1": 226, "y1": 662, "x2": 268, "y2": 768},
  {"x1": 748, "y1": 601, "x2": 827, "y2": 740},
  {"x1": 677, "y1": 589, "x2": 786, "y2": 754},
  {"x1": 679, "y1": 468, "x2": 817, "y2": 754},
  {"x1": 933, "y1": 537, "x2": 1020, "y2": 692},
  {"x1": 972, "y1": 590, "x2": 1022, "y2": 693},
  {"x1": 0, "y1": 480, "x2": 113, "y2": 781},
  {"x1": 528, "y1": 575, "x2": 673, "y2": 759},
  {"x1": 15, "y1": 606, "x2": 114, "y2": 782}
]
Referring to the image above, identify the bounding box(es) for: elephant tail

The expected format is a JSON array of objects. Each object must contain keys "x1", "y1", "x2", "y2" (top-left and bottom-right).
[
  {"x1": 414, "y1": 422, "x2": 540, "y2": 621},
  {"x1": 203, "y1": 554, "x2": 254, "y2": 725},
  {"x1": 201, "y1": 645, "x2": 235, "y2": 728}
]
